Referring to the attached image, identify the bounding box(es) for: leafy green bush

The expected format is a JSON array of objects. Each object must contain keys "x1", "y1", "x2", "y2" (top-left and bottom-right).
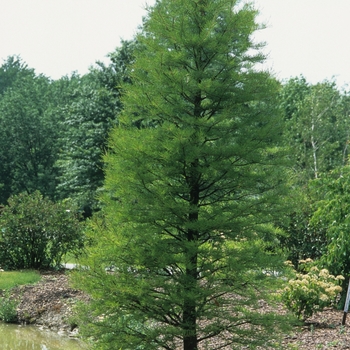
[
  {"x1": 0, "y1": 191, "x2": 85, "y2": 269},
  {"x1": 281, "y1": 259, "x2": 344, "y2": 320}
]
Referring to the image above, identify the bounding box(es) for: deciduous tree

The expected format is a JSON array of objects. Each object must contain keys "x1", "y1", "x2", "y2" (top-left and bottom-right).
[
  {"x1": 279, "y1": 78, "x2": 350, "y2": 264},
  {"x1": 0, "y1": 71, "x2": 59, "y2": 203}
]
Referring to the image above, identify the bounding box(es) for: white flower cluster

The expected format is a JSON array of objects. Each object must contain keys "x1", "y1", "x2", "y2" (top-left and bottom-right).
[{"x1": 281, "y1": 259, "x2": 344, "y2": 320}]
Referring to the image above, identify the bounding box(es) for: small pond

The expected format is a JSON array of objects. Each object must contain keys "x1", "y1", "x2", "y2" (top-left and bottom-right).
[{"x1": 0, "y1": 322, "x2": 87, "y2": 350}]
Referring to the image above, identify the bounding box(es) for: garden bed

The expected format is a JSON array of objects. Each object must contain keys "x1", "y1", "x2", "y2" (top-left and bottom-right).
[
  {"x1": 6, "y1": 271, "x2": 350, "y2": 348},
  {"x1": 283, "y1": 308, "x2": 350, "y2": 349},
  {"x1": 10, "y1": 270, "x2": 89, "y2": 336}
]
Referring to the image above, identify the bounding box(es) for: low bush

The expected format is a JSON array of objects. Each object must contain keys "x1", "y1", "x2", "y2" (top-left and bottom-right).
[
  {"x1": 0, "y1": 191, "x2": 85, "y2": 269},
  {"x1": 281, "y1": 259, "x2": 344, "y2": 320}
]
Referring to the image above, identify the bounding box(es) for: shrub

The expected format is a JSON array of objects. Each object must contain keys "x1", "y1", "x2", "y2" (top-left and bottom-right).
[
  {"x1": 281, "y1": 259, "x2": 344, "y2": 320},
  {"x1": 0, "y1": 191, "x2": 85, "y2": 269}
]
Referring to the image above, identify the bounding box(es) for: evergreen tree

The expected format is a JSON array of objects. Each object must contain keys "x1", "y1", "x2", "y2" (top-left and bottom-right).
[
  {"x1": 55, "y1": 40, "x2": 135, "y2": 214},
  {"x1": 74, "y1": 1, "x2": 291, "y2": 349}
]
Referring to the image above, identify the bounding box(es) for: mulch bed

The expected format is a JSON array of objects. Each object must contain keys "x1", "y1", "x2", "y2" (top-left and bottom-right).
[
  {"x1": 8, "y1": 271, "x2": 350, "y2": 348},
  {"x1": 283, "y1": 309, "x2": 350, "y2": 349},
  {"x1": 11, "y1": 270, "x2": 89, "y2": 334}
]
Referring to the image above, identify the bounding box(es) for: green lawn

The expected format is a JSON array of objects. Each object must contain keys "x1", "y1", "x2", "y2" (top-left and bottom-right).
[{"x1": 0, "y1": 270, "x2": 41, "y2": 290}]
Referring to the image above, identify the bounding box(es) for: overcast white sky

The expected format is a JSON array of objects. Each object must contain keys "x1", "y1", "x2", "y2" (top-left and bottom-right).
[
  {"x1": 1, "y1": 1, "x2": 350, "y2": 88},
  {"x1": 254, "y1": 0, "x2": 350, "y2": 89}
]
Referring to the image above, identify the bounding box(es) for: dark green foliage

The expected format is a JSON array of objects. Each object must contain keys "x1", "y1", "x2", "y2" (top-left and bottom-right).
[
  {"x1": 55, "y1": 40, "x2": 135, "y2": 214},
  {"x1": 0, "y1": 55, "x2": 35, "y2": 96},
  {"x1": 54, "y1": 76, "x2": 116, "y2": 212},
  {"x1": 0, "y1": 61, "x2": 61, "y2": 203},
  {"x1": 0, "y1": 191, "x2": 84, "y2": 269},
  {"x1": 277, "y1": 186, "x2": 327, "y2": 266},
  {"x1": 279, "y1": 76, "x2": 311, "y2": 121},
  {"x1": 0, "y1": 45, "x2": 135, "y2": 209},
  {"x1": 309, "y1": 166, "x2": 350, "y2": 278},
  {"x1": 73, "y1": 1, "x2": 292, "y2": 349},
  {"x1": 278, "y1": 77, "x2": 350, "y2": 263}
]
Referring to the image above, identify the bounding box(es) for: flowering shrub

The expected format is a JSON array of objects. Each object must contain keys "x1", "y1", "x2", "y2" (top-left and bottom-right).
[{"x1": 281, "y1": 259, "x2": 344, "y2": 320}]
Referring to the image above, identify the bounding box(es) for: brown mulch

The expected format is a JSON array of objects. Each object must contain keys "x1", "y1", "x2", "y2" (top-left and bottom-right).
[
  {"x1": 8, "y1": 272, "x2": 350, "y2": 348},
  {"x1": 191, "y1": 307, "x2": 350, "y2": 349},
  {"x1": 10, "y1": 270, "x2": 89, "y2": 334},
  {"x1": 283, "y1": 309, "x2": 350, "y2": 349}
]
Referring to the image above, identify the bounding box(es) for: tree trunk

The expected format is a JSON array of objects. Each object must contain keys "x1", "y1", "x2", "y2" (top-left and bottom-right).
[
  {"x1": 183, "y1": 257, "x2": 198, "y2": 350},
  {"x1": 183, "y1": 156, "x2": 200, "y2": 350}
]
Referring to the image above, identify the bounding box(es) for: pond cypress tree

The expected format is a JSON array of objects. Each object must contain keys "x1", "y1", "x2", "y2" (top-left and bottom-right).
[{"x1": 74, "y1": 0, "x2": 291, "y2": 349}]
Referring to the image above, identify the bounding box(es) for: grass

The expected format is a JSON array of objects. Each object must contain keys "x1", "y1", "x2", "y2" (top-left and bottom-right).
[
  {"x1": 0, "y1": 270, "x2": 41, "y2": 290},
  {"x1": 0, "y1": 270, "x2": 41, "y2": 323}
]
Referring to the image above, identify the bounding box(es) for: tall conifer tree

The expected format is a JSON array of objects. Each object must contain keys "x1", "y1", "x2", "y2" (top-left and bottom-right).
[{"x1": 74, "y1": 1, "x2": 290, "y2": 349}]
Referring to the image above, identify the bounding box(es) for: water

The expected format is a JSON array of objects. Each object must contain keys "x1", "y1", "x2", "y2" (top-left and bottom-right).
[{"x1": 0, "y1": 322, "x2": 87, "y2": 350}]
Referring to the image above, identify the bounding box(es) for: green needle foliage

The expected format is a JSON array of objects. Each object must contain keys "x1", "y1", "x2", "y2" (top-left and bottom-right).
[{"x1": 73, "y1": 0, "x2": 291, "y2": 349}]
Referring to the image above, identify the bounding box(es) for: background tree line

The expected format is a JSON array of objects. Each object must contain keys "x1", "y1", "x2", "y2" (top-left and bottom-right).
[
  {"x1": 1, "y1": 51, "x2": 350, "y2": 273},
  {"x1": 0, "y1": 40, "x2": 134, "y2": 215},
  {"x1": 0, "y1": 42, "x2": 134, "y2": 270}
]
